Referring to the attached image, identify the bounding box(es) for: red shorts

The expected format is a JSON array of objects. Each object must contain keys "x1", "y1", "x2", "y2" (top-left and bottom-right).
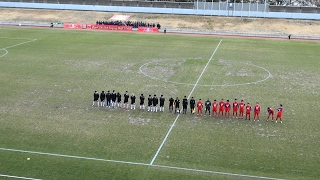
[
  {"x1": 212, "y1": 108, "x2": 217, "y2": 112},
  {"x1": 198, "y1": 107, "x2": 202, "y2": 111},
  {"x1": 225, "y1": 108, "x2": 230, "y2": 112},
  {"x1": 277, "y1": 113, "x2": 282, "y2": 118},
  {"x1": 240, "y1": 109, "x2": 244, "y2": 113},
  {"x1": 233, "y1": 108, "x2": 238, "y2": 112},
  {"x1": 219, "y1": 108, "x2": 224, "y2": 112},
  {"x1": 254, "y1": 112, "x2": 260, "y2": 115},
  {"x1": 246, "y1": 111, "x2": 251, "y2": 114}
]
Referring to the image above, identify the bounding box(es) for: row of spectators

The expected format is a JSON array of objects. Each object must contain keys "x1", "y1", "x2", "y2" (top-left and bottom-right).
[{"x1": 96, "y1": 20, "x2": 161, "y2": 29}]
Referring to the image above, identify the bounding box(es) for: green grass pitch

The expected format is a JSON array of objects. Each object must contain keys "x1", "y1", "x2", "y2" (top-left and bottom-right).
[{"x1": 0, "y1": 26, "x2": 319, "y2": 180}]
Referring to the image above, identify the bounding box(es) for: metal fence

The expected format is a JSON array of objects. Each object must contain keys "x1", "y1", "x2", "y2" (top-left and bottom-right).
[{"x1": 0, "y1": 1, "x2": 320, "y2": 19}]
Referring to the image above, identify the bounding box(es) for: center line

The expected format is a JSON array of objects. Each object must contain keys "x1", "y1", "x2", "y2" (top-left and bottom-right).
[{"x1": 149, "y1": 39, "x2": 223, "y2": 165}]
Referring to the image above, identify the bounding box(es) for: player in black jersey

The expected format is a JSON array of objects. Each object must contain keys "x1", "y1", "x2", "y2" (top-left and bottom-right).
[
  {"x1": 123, "y1": 91, "x2": 129, "y2": 109},
  {"x1": 111, "y1": 90, "x2": 116, "y2": 108},
  {"x1": 92, "y1": 91, "x2": 99, "y2": 107},
  {"x1": 106, "y1": 90, "x2": 112, "y2": 108},
  {"x1": 152, "y1": 94, "x2": 158, "y2": 112},
  {"x1": 116, "y1": 92, "x2": 122, "y2": 108},
  {"x1": 159, "y1": 94, "x2": 165, "y2": 112},
  {"x1": 147, "y1": 95, "x2": 153, "y2": 112},
  {"x1": 130, "y1": 93, "x2": 136, "y2": 110},
  {"x1": 100, "y1": 91, "x2": 105, "y2": 107},
  {"x1": 139, "y1": 94, "x2": 145, "y2": 110}
]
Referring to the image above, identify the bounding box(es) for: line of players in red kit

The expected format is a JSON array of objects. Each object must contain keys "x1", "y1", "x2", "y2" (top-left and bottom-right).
[{"x1": 195, "y1": 98, "x2": 283, "y2": 123}]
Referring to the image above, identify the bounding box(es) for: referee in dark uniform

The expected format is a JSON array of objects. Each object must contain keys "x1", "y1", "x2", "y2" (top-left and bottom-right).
[
  {"x1": 190, "y1": 97, "x2": 195, "y2": 114},
  {"x1": 182, "y1": 96, "x2": 188, "y2": 114}
]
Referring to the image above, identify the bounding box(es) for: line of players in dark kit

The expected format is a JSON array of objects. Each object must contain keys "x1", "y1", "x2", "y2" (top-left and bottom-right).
[{"x1": 92, "y1": 90, "x2": 284, "y2": 123}]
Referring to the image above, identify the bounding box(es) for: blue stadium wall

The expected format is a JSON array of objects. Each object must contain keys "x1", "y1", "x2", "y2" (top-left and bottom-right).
[{"x1": 0, "y1": 1, "x2": 319, "y2": 20}]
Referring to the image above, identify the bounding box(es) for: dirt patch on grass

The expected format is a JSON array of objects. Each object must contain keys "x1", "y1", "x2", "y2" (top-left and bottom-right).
[{"x1": 1, "y1": 8, "x2": 320, "y2": 36}]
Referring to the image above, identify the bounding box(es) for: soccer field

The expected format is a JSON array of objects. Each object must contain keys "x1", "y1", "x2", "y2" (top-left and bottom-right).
[{"x1": 0, "y1": 27, "x2": 319, "y2": 180}]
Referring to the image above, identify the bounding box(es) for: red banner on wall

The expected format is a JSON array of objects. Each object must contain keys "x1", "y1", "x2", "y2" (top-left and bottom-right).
[
  {"x1": 63, "y1": 23, "x2": 83, "y2": 29},
  {"x1": 86, "y1": 24, "x2": 133, "y2": 31},
  {"x1": 137, "y1": 27, "x2": 159, "y2": 33}
]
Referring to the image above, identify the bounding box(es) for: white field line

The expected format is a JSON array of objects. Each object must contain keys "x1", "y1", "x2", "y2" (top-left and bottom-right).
[
  {"x1": 0, "y1": 38, "x2": 37, "y2": 50},
  {"x1": 0, "y1": 49, "x2": 8, "y2": 57},
  {"x1": 139, "y1": 60, "x2": 272, "y2": 87},
  {"x1": 0, "y1": 147, "x2": 286, "y2": 180},
  {"x1": 149, "y1": 39, "x2": 223, "y2": 165},
  {"x1": 0, "y1": 174, "x2": 43, "y2": 180}
]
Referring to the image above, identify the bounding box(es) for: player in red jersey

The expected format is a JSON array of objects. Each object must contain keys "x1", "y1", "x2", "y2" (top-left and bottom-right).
[
  {"x1": 276, "y1": 104, "x2": 283, "y2": 123},
  {"x1": 253, "y1": 102, "x2": 261, "y2": 121},
  {"x1": 218, "y1": 99, "x2": 224, "y2": 117},
  {"x1": 245, "y1": 103, "x2": 252, "y2": 120},
  {"x1": 266, "y1": 107, "x2": 274, "y2": 121},
  {"x1": 212, "y1": 99, "x2": 218, "y2": 117},
  {"x1": 197, "y1": 99, "x2": 203, "y2": 116},
  {"x1": 232, "y1": 98, "x2": 239, "y2": 118},
  {"x1": 225, "y1": 100, "x2": 231, "y2": 118},
  {"x1": 239, "y1": 100, "x2": 245, "y2": 119}
]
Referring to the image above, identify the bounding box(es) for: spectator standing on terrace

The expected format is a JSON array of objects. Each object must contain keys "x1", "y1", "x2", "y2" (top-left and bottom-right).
[
  {"x1": 288, "y1": 34, "x2": 291, "y2": 40},
  {"x1": 92, "y1": 91, "x2": 99, "y2": 107},
  {"x1": 182, "y1": 96, "x2": 188, "y2": 114}
]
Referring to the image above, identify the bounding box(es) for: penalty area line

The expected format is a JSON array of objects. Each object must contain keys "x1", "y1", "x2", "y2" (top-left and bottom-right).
[
  {"x1": 149, "y1": 39, "x2": 223, "y2": 165},
  {"x1": 0, "y1": 147, "x2": 285, "y2": 180}
]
